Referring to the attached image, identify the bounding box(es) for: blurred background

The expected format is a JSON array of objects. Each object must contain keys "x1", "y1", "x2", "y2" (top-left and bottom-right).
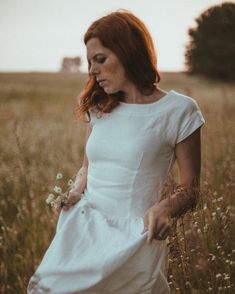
[
  {"x1": 0, "y1": 1, "x2": 234, "y2": 293},
  {"x1": 0, "y1": 0, "x2": 230, "y2": 73}
]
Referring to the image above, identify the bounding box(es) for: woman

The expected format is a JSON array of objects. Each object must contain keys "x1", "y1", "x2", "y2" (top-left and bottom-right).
[{"x1": 27, "y1": 10, "x2": 205, "y2": 294}]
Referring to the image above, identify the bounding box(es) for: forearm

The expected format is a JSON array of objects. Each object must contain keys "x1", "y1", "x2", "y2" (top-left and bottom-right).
[
  {"x1": 70, "y1": 166, "x2": 88, "y2": 194},
  {"x1": 159, "y1": 183, "x2": 201, "y2": 220}
]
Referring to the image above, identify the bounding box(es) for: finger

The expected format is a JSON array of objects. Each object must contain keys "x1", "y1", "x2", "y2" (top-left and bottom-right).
[
  {"x1": 69, "y1": 193, "x2": 81, "y2": 204},
  {"x1": 53, "y1": 212, "x2": 59, "y2": 219},
  {"x1": 141, "y1": 217, "x2": 149, "y2": 234},
  {"x1": 62, "y1": 201, "x2": 72, "y2": 209},
  {"x1": 155, "y1": 224, "x2": 171, "y2": 240},
  {"x1": 65, "y1": 194, "x2": 76, "y2": 204},
  {"x1": 68, "y1": 196, "x2": 78, "y2": 205},
  {"x1": 53, "y1": 207, "x2": 61, "y2": 217},
  {"x1": 141, "y1": 227, "x2": 148, "y2": 234},
  {"x1": 155, "y1": 230, "x2": 167, "y2": 240},
  {"x1": 155, "y1": 222, "x2": 165, "y2": 237},
  {"x1": 147, "y1": 215, "x2": 157, "y2": 244},
  {"x1": 62, "y1": 204, "x2": 72, "y2": 211}
]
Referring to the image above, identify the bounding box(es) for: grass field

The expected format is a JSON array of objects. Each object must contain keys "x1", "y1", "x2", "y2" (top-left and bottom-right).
[{"x1": 0, "y1": 71, "x2": 234, "y2": 293}]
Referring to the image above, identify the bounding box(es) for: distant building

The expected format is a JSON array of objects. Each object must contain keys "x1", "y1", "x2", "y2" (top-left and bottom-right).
[{"x1": 60, "y1": 56, "x2": 81, "y2": 73}]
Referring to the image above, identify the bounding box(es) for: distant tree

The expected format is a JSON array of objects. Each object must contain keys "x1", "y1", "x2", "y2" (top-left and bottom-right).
[
  {"x1": 185, "y1": 2, "x2": 235, "y2": 81},
  {"x1": 60, "y1": 56, "x2": 81, "y2": 73}
]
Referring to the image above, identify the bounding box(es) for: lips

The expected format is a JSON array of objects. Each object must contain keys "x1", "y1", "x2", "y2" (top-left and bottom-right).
[
  {"x1": 97, "y1": 79, "x2": 106, "y2": 87},
  {"x1": 97, "y1": 79, "x2": 105, "y2": 83}
]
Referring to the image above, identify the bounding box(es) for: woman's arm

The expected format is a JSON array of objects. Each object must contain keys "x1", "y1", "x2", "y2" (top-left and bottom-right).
[
  {"x1": 143, "y1": 127, "x2": 202, "y2": 244},
  {"x1": 60, "y1": 124, "x2": 92, "y2": 212},
  {"x1": 82, "y1": 123, "x2": 93, "y2": 171},
  {"x1": 160, "y1": 127, "x2": 202, "y2": 219},
  {"x1": 69, "y1": 123, "x2": 92, "y2": 193}
]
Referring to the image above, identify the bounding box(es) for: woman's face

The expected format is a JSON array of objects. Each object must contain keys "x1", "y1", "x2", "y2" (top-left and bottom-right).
[{"x1": 86, "y1": 37, "x2": 128, "y2": 94}]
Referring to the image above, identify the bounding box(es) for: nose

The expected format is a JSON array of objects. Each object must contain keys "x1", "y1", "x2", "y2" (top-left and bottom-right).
[{"x1": 89, "y1": 62, "x2": 99, "y2": 76}]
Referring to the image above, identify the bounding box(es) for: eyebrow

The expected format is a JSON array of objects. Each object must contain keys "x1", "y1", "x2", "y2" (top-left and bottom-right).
[{"x1": 87, "y1": 53, "x2": 105, "y2": 62}]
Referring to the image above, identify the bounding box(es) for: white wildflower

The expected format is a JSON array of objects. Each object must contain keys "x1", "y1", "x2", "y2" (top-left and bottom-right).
[
  {"x1": 56, "y1": 173, "x2": 63, "y2": 180},
  {"x1": 46, "y1": 193, "x2": 55, "y2": 204},
  {"x1": 216, "y1": 273, "x2": 222, "y2": 279},
  {"x1": 54, "y1": 186, "x2": 62, "y2": 193},
  {"x1": 211, "y1": 255, "x2": 216, "y2": 261},
  {"x1": 204, "y1": 224, "x2": 208, "y2": 230},
  {"x1": 68, "y1": 179, "x2": 74, "y2": 186}
]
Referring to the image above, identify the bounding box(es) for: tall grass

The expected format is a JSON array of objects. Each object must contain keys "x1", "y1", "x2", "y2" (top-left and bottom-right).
[{"x1": 0, "y1": 72, "x2": 234, "y2": 293}]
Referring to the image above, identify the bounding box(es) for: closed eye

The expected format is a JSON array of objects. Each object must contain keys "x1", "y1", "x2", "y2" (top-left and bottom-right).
[
  {"x1": 87, "y1": 57, "x2": 106, "y2": 69},
  {"x1": 96, "y1": 57, "x2": 106, "y2": 64}
]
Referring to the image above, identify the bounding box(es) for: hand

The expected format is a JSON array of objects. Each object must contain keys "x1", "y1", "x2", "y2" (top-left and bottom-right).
[
  {"x1": 51, "y1": 191, "x2": 82, "y2": 217},
  {"x1": 62, "y1": 190, "x2": 82, "y2": 212},
  {"x1": 141, "y1": 201, "x2": 173, "y2": 245}
]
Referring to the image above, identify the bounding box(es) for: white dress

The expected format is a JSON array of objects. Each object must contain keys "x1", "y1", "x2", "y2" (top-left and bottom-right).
[{"x1": 27, "y1": 90, "x2": 205, "y2": 294}]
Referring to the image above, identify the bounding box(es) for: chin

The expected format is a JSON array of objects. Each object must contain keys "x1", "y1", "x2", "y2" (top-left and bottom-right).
[
  {"x1": 103, "y1": 86, "x2": 121, "y2": 95},
  {"x1": 103, "y1": 87, "x2": 115, "y2": 94}
]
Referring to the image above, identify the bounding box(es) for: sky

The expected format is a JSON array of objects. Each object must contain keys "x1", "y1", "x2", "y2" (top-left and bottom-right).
[{"x1": 0, "y1": 0, "x2": 228, "y2": 73}]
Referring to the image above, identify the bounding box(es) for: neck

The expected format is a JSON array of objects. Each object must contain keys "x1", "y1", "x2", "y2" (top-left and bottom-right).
[
  {"x1": 122, "y1": 84, "x2": 167, "y2": 104},
  {"x1": 123, "y1": 83, "x2": 157, "y2": 104}
]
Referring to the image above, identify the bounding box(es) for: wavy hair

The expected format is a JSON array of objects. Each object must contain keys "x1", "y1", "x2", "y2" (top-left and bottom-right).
[{"x1": 75, "y1": 9, "x2": 161, "y2": 123}]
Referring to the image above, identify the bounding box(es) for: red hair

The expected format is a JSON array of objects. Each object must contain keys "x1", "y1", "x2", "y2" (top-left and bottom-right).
[{"x1": 76, "y1": 9, "x2": 161, "y2": 122}]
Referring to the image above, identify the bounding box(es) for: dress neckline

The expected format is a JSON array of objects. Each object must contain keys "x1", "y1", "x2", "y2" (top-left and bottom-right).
[
  {"x1": 119, "y1": 90, "x2": 173, "y2": 106},
  {"x1": 113, "y1": 90, "x2": 175, "y2": 114}
]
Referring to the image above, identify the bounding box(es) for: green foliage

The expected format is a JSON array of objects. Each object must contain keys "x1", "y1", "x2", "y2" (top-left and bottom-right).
[{"x1": 185, "y1": 2, "x2": 235, "y2": 81}]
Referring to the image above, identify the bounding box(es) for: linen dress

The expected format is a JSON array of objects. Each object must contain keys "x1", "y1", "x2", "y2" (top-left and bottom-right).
[{"x1": 27, "y1": 90, "x2": 205, "y2": 294}]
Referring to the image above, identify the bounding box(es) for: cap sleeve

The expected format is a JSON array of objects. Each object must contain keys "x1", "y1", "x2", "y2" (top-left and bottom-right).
[{"x1": 171, "y1": 97, "x2": 205, "y2": 145}]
